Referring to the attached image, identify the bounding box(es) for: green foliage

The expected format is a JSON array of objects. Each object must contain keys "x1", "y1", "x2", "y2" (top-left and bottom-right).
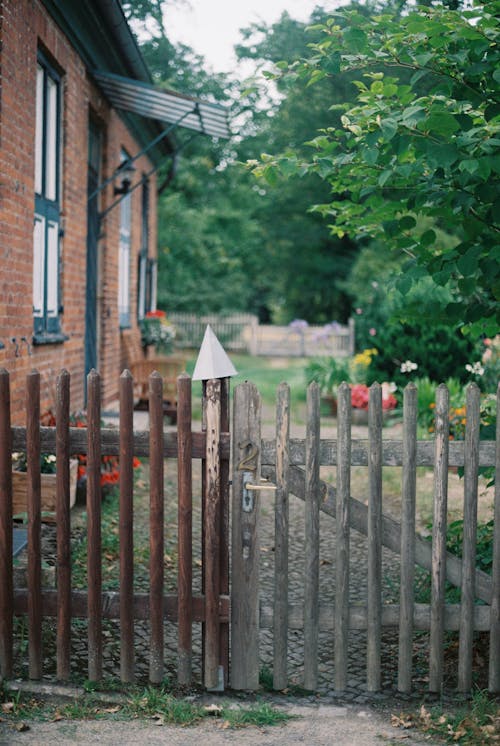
[
  {"x1": 363, "y1": 320, "x2": 473, "y2": 389},
  {"x1": 305, "y1": 356, "x2": 351, "y2": 395},
  {"x1": 251, "y1": 1, "x2": 500, "y2": 337}
]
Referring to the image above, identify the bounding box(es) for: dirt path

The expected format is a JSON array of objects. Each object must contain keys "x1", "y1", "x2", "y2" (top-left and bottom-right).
[{"x1": 0, "y1": 700, "x2": 439, "y2": 746}]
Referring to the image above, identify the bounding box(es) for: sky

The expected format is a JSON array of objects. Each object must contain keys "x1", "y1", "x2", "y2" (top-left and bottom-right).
[{"x1": 164, "y1": 1, "x2": 333, "y2": 74}]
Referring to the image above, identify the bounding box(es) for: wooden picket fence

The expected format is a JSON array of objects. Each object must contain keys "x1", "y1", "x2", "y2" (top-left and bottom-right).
[
  {"x1": 0, "y1": 368, "x2": 230, "y2": 689},
  {"x1": 230, "y1": 380, "x2": 500, "y2": 694},
  {"x1": 0, "y1": 367, "x2": 499, "y2": 695}
]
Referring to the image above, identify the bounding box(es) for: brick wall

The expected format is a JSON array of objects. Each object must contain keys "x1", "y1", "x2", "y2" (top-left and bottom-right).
[{"x1": 0, "y1": 0, "x2": 158, "y2": 424}]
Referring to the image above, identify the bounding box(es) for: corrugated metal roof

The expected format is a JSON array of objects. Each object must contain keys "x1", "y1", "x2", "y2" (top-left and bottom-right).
[{"x1": 93, "y1": 70, "x2": 230, "y2": 139}]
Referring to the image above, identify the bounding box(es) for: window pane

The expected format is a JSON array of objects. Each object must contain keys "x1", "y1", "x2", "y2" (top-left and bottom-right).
[
  {"x1": 137, "y1": 253, "x2": 147, "y2": 321},
  {"x1": 46, "y1": 220, "x2": 59, "y2": 316},
  {"x1": 46, "y1": 77, "x2": 58, "y2": 201},
  {"x1": 35, "y1": 66, "x2": 44, "y2": 195},
  {"x1": 118, "y1": 191, "x2": 131, "y2": 327},
  {"x1": 33, "y1": 214, "x2": 45, "y2": 317}
]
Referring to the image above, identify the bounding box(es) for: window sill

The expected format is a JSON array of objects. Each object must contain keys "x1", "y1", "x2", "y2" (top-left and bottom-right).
[{"x1": 32, "y1": 332, "x2": 69, "y2": 346}]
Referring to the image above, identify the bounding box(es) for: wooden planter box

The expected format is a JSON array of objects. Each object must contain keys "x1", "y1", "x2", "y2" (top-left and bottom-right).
[{"x1": 12, "y1": 459, "x2": 78, "y2": 519}]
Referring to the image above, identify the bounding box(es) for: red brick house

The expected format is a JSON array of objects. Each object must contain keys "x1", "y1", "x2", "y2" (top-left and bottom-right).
[{"x1": 0, "y1": 0, "x2": 228, "y2": 424}]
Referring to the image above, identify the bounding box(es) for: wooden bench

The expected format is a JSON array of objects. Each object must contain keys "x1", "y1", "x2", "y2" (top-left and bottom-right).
[{"x1": 121, "y1": 330, "x2": 186, "y2": 423}]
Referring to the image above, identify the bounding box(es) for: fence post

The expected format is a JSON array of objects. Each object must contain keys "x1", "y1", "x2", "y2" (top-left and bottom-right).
[
  {"x1": 367, "y1": 383, "x2": 382, "y2": 692},
  {"x1": 398, "y1": 382, "x2": 417, "y2": 693},
  {"x1": 304, "y1": 382, "x2": 320, "y2": 691},
  {"x1": 119, "y1": 370, "x2": 135, "y2": 683},
  {"x1": 86, "y1": 369, "x2": 102, "y2": 681},
  {"x1": 56, "y1": 369, "x2": 71, "y2": 681},
  {"x1": 489, "y1": 382, "x2": 500, "y2": 693},
  {"x1": 458, "y1": 383, "x2": 480, "y2": 692},
  {"x1": 0, "y1": 369, "x2": 13, "y2": 678},
  {"x1": 335, "y1": 382, "x2": 351, "y2": 692},
  {"x1": 177, "y1": 373, "x2": 193, "y2": 685},
  {"x1": 149, "y1": 371, "x2": 164, "y2": 684},
  {"x1": 27, "y1": 370, "x2": 42, "y2": 680},
  {"x1": 231, "y1": 382, "x2": 261, "y2": 690}
]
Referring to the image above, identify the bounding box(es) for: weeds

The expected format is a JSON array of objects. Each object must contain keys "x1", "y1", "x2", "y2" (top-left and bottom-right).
[{"x1": 392, "y1": 690, "x2": 500, "y2": 745}]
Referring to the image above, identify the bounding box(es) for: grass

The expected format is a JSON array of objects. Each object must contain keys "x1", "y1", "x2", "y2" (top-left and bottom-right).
[
  {"x1": 185, "y1": 352, "x2": 309, "y2": 420},
  {"x1": 392, "y1": 690, "x2": 500, "y2": 745},
  {"x1": 0, "y1": 680, "x2": 293, "y2": 729}
]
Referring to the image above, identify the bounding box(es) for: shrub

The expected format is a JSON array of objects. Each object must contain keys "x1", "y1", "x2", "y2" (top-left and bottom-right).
[
  {"x1": 305, "y1": 356, "x2": 351, "y2": 396},
  {"x1": 364, "y1": 322, "x2": 474, "y2": 389}
]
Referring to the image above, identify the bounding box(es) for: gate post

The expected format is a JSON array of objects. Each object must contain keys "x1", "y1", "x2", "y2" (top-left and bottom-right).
[{"x1": 231, "y1": 382, "x2": 261, "y2": 690}]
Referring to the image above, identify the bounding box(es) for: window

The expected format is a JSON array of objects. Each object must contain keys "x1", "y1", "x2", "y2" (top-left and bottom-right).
[
  {"x1": 118, "y1": 151, "x2": 132, "y2": 328},
  {"x1": 33, "y1": 53, "x2": 63, "y2": 341},
  {"x1": 137, "y1": 179, "x2": 149, "y2": 322}
]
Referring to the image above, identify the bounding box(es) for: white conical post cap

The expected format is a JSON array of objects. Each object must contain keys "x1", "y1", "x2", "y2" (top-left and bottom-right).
[{"x1": 192, "y1": 325, "x2": 238, "y2": 381}]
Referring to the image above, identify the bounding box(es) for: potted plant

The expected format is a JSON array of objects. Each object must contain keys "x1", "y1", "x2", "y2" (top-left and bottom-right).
[
  {"x1": 305, "y1": 357, "x2": 351, "y2": 415},
  {"x1": 139, "y1": 310, "x2": 176, "y2": 356},
  {"x1": 12, "y1": 452, "x2": 78, "y2": 519}
]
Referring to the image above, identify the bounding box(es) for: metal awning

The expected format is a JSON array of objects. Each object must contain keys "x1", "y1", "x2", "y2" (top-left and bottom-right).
[{"x1": 93, "y1": 70, "x2": 230, "y2": 139}]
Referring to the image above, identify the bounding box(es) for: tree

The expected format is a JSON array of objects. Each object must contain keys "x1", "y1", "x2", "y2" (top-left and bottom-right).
[{"x1": 250, "y1": 1, "x2": 500, "y2": 337}]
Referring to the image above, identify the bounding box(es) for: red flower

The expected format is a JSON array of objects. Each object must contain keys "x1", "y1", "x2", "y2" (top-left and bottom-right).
[{"x1": 146, "y1": 310, "x2": 166, "y2": 318}]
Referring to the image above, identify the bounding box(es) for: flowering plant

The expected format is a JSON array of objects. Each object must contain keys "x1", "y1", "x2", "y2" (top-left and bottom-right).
[
  {"x1": 350, "y1": 383, "x2": 397, "y2": 411},
  {"x1": 12, "y1": 452, "x2": 57, "y2": 474},
  {"x1": 349, "y1": 348, "x2": 378, "y2": 383},
  {"x1": 140, "y1": 310, "x2": 176, "y2": 355}
]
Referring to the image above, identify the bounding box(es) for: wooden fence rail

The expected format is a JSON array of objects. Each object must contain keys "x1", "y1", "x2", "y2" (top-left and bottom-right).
[
  {"x1": 0, "y1": 367, "x2": 229, "y2": 689},
  {"x1": 231, "y1": 380, "x2": 499, "y2": 695}
]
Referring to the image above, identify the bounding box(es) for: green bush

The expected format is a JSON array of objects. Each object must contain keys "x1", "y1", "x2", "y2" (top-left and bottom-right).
[
  {"x1": 364, "y1": 322, "x2": 474, "y2": 389},
  {"x1": 305, "y1": 356, "x2": 351, "y2": 396}
]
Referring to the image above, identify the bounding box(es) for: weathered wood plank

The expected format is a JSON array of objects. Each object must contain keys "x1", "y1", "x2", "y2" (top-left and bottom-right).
[
  {"x1": 429, "y1": 385, "x2": 449, "y2": 693},
  {"x1": 398, "y1": 384, "x2": 417, "y2": 693},
  {"x1": 219, "y1": 377, "x2": 230, "y2": 687},
  {"x1": 86, "y1": 370, "x2": 103, "y2": 682},
  {"x1": 304, "y1": 382, "x2": 320, "y2": 691},
  {"x1": 149, "y1": 372, "x2": 165, "y2": 684},
  {"x1": 231, "y1": 382, "x2": 261, "y2": 690},
  {"x1": 177, "y1": 374, "x2": 193, "y2": 686},
  {"x1": 259, "y1": 602, "x2": 491, "y2": 632},
  {"x1": 27, "y1": 371, "x2": 42, "y2": 681},
  {"x1": 273, "y1": 383, "x2": 290, "y2": 691},
  {"x1": 204, "y1": 379, "x2": 221, "y2": 690},
  {"x1": 12, "y1": 427, "x2": 230, "y2": 460},
  {"x1": 56, "y1": 370, "x2": 71, "y2": 682},
  {"x1": 119, "y1": 371, "x2": 135, "y2": 683},
  {"x1": 13, "y1": 590, "x2": 230, "y2": 623},
  {"x1": 260, "y1": 438, "x2": 495, "y2": 468},
  {"x1": 458, "y1": 384, "x2": 480, "y2": 692},
  {"x1": 367, "y1": 384, "x2": 382, "y2": 692},
  {"x1": 0, "y1": 369, "x2": 13, "y2": 678},
  {"x1": 260, "y1": 466, "x2": 492, "y2": 605},
  {"x1": 489, "y1": 384, "x2": 500, "y2": 693},
  {"x1": 335, "y1": 383, "x2": 351, "y2": 692}
]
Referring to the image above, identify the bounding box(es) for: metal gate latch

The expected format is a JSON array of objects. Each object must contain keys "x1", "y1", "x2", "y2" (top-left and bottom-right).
[{"x1": 242, "y1": 472, "x2": 277, "y2": 513}]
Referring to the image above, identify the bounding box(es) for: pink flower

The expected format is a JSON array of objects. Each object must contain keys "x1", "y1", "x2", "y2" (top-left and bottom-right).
[{"x1": 369, "y1": 328, "x2": 376, "y2": 336}]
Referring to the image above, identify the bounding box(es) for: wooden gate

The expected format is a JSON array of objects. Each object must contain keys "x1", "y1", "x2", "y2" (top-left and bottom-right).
[
  {"x1": 230, "y1": 380, "x2": 499, "y2": 694},
  {"x1": 0, "y1": 368, "x2": 230, "y2": 689}
]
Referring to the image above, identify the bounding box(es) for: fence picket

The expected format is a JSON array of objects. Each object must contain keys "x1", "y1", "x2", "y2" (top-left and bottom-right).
[
  {"x1": 273, "y1": 383, "x2": 290, "y2": 691},
  {"x1": 119, "y1": 370, "x2": 135, "y2": 683},
  {"x1": 177, "y1": 373, "x2": 193, "y2": 685},
  {"x1": 219, "y1": 377, "x2": 231, "y2": 686},
  {"x1": 56, "y1": 370, "x2": 71, "y2": 681},
  {"x1": 0, "y1": 369, "x2": 13, "y2": 678},
  {"x1": 149, "y1": 371, "x2": 164, "y2": 684},
  {"x1": 398, "y1": 383, "x2": 417, "y2": 693},
  {"x1": 367, "y1": 384, "x2": 382, "y2": 692},
  {"x1": 87, "y1": 369, "x2": 102, "y2": 681},
  {"x1": 304, "y1": 382, "x2": 320, "y2": 691},
  {"x1": 458, "y1": 383, "x2": 480, "y2": 692},
  {"x1": 27, "y1": 370, "x2": 42, "y2": 680},
  {"x1": 335, "y1": 382, "x2": 351, "y2": 692},
  {"x1": 429, "y1": 384, "x2": 450, "y2": 692},
  {"x1": 231, "y1": 382, "x2": 261, "y2": 690},
  {"x1": 489, "y1": 384, "x2": 500, "y2": 692},
  {"x1": 204, "y1": 379, "x2": 221, "y2": 689}
]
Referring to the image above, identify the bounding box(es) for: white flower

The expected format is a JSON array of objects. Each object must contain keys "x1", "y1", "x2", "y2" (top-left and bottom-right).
[
  {"x1": 400, "y1": 360, "x2": 418, "y2": 373},
  {"x1": 465, "y1": 362, "x2": 484, "y2": 376}
]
